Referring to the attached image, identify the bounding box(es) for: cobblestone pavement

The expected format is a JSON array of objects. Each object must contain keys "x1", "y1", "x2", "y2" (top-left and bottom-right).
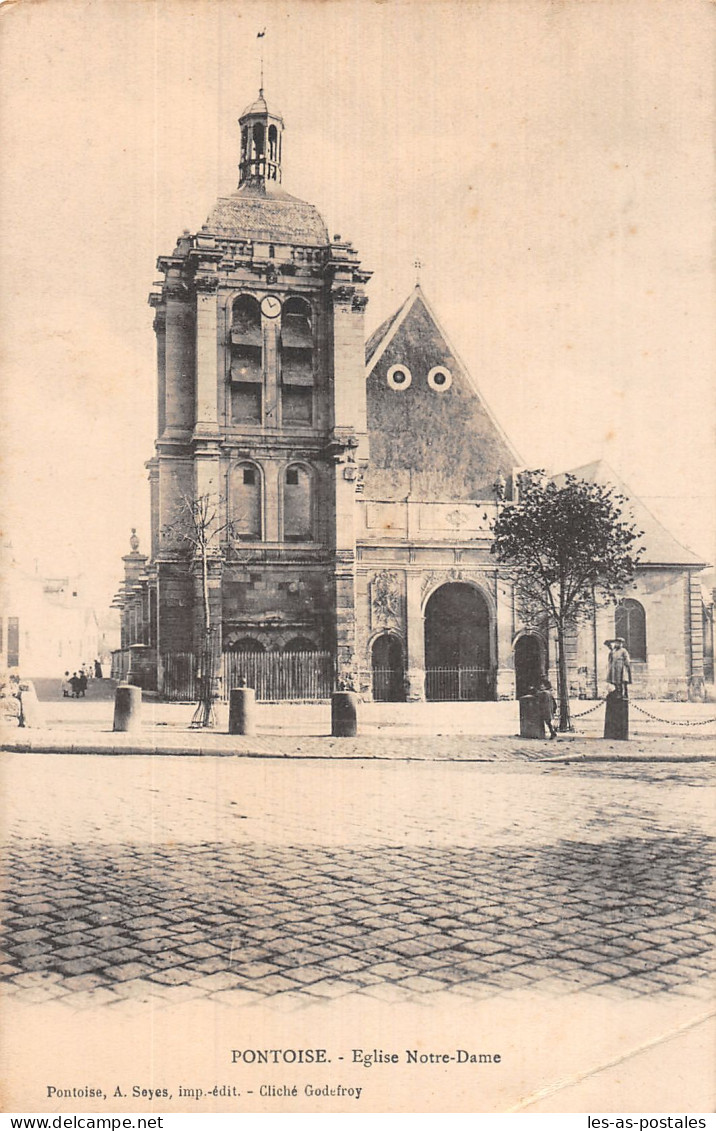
[{"x1": 1, "y1": 753, "x2": 714, "y2": 1011}]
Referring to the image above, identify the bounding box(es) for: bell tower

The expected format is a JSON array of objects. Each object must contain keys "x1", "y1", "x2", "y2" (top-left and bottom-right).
[
  {"x1": 238, "y1": 90, "x2": 284, "y2": 189},
  {"x1": 146, "y1": 88, "x2": 371, "y2": 690}
]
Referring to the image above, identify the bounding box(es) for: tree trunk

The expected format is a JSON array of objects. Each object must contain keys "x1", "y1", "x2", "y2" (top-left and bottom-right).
[
  {"x1": 192, "y1": 548, "x2": 218, "y2": 728},
  {"x1": 555, "y1": 622, "x2": 572, "y2": 732}
]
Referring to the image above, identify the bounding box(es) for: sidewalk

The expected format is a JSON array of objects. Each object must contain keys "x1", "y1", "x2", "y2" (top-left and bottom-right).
[{"x1": 2, "y1": 692, "x2": 715, "y2": 761}]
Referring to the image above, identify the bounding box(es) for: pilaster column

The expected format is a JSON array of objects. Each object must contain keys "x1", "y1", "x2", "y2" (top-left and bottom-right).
[
  {"x1": 150, "y1": 300, "x2": 167, "y2": 436},
  {"x1": 263, "y1": 317, "x2": 280, "y2": 428},
  {"x1": 195, "y1": 276, "x2": 219, "y2": 436},
  {"x1": 164, "y1": 287, "x2": 194, "y2": 436},
  {"x1": 264, "y1": 462, "x2": 280, "y2": 543},
  {"x1": 405, "y1": 571, "x2": 425, "y2": 701},
  {"x1": 331, "y1": 283, "x2": 369, "y2": 459},
  {"x1": 332, "y1": 461, "x2": 358, "y2": 685},
  {"x1": 495, "y1": 572, "x2": 515, "y2": 699}
]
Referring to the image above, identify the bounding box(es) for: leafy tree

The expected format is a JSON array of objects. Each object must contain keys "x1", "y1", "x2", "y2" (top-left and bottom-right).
[
  {"x1": 162, "y1": 492, "x2": 234, "y2": 727},
  {"x1": 491, "y1": 470, "x2": 643, "y2": 730}
]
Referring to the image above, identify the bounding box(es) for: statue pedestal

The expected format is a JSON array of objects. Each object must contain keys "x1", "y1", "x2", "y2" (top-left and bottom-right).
[{"x1": 604, "y1": 691, "x2": 629, "y2": 740}]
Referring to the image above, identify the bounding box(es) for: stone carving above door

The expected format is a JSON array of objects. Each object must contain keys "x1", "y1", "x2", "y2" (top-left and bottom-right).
[{"x1": 370, "y1": 570, "x2": 403, "y2": 629}]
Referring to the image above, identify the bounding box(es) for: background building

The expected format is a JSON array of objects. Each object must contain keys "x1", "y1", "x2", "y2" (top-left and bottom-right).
[{"x1": 1, "y1": 541, "x2": 117, "y2": 678}]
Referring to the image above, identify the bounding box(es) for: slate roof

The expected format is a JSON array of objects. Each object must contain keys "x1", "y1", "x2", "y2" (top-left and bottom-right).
[
  {"x1": 365, "y1": 285, "x2": 520, "y2": 463},
  {"x1": 365, "y1": 293, "x2": 414, "y2": 366},
  {"x1": 202, "y1": 184, "x2": 328, "y2": 246},
  {"x1": 553, "y1": 460, "x2": 708, "y2": 568}
]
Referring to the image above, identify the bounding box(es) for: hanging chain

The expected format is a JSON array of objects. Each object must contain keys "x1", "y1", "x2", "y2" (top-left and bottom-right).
[
  {"x1": 563, "y1": 696, "x2": 716, "y2": 728},
  {"x1": 569, "y1": 697, "x2": 608, "y2": 719},
  {"x1": 630, "y1": 701, "x2": 716, "y2": 727}
]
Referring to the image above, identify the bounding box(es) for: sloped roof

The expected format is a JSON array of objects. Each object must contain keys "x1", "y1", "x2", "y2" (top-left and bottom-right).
[
  {"x1": 240, "y1": 90, "x2": 284, "y2": 122},
  {"x1": 363, "y1": 286, "x2": 520, "y2": 501},
  {"x1": 365, "y1": 290, "x2": 416, "y2": 367},
  {"x1": 366, "y1": 285, "x2": 520, "y2": 463},
  {"x1": 553, "y1": 460, "x2": 708, "y2": 568},
  {"x1": 202, "y1": 184, "x2": 328, "y2": 246}
]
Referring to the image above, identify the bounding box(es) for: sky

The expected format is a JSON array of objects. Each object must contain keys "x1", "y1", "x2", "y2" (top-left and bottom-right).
[{"x1": 1, "y1": 0, "x2": 714, "y2": 610}]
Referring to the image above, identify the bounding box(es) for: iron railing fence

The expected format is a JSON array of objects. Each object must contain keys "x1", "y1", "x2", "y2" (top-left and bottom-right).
[
  {"x1": 159, "y1": 650, "x2": 334, "y2": 702},
  {"x1": 371, "y1": 667, "x2": 406, "y2": 702},
  {"x1": 424, "y1": 666, "x2": 494, "y2": 701},
  {"x1": 223, "y1": 650, "x2": 334, "y2": 701}
]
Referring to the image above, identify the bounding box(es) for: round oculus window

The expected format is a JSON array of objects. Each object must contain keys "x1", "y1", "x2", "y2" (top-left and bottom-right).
[
  {"x1": 387, "y1": 364, "x2": 412, "y2": 390},
  {"x1": 427, "y1": 365, "x2": 452, "y2": 391}
]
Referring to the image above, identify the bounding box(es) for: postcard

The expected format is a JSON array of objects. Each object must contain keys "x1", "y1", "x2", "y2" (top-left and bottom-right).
[{"x1": 1, "y1": 0, "x2": 714, "y2": 1116}]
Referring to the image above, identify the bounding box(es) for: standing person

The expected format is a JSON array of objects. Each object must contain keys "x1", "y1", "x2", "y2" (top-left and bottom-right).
[
  {"x1": 70, "y1": 672, "x2": 81, "y2": 698},
  {"x1": 606, "y1": 637, "x2": 631, "y2": 698},
  {"x1": 61, "y1": 671, "x2": 72, "y2": 697},
  {"x1": 536, "y1": 677, "x2": 557, "y2": 739},
  {"x1": 94, "y1": 658, "x2": 103, "y2": 679},
  {"x1": 77, "y1": 669, "x2": 88, "y2": 697}
]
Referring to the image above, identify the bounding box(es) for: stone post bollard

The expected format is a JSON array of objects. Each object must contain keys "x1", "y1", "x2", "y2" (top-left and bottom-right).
[
  {"x1": 18, "y1": 681, "x2": 43, "y2": 729},
  {"x1": 519, "y1": 694, "x2": 545, "y2": 739},
  {"x1": 604, "y1": 690, "x2": 629, "y2": 740},
  {"x1": 229, "y1": 686, "x2": 256, "y2": 736},
  {"x1": 332, "y1": 690, "x2": 358, "y2": 737},
  {"x1": 113, "y1": 683, "x2": 142, "y2": 733}
]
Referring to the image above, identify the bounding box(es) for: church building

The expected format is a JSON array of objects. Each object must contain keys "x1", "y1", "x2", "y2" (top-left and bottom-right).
[{"x1": 113, "y1": 89, "x2": 709, "y2": 703}]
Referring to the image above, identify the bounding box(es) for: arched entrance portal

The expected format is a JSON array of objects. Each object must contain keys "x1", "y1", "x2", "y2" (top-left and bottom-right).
[
  {"x1": 424, "y1": 583, "x2": 493, "y2": 700},
  {"x1": 371, "y1": 634, "x2": 405, "y2": 702},
  {"x1": 514, "y1": 633, "x2": 545, "y2": 699}
]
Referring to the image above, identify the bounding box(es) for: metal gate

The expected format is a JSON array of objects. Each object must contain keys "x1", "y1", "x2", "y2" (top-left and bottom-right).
[
  {"x1": 424, "y1": 667, "x2": 493, "y2": 701},
  {"x1": 372, "y1": 667, "x2": 405, "y2": 702}
]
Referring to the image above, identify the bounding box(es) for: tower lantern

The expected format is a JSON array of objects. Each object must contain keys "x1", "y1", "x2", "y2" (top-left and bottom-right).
[{"x1": 238, "y1": 89, "x2": 284, "y2": 189}]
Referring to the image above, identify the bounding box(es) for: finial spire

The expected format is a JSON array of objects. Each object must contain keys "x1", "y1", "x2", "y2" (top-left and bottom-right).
[{"x1": 257, "y1": 28, "x2": 266, "y2": 91}]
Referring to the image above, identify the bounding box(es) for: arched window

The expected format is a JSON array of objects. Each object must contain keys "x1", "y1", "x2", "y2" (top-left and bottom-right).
[
  {"x1": 232, "y1": 294, "x2": 261, "y2": 341},
  {"x1": 230, "y1": 462, "x2": 262, "y2": 541},
  {"x1": 252, "y1": 122, "x2": 265, "y2": 157},
  {"x1": 283, "y1": 464, "x2": 313, "y2": 542},
  {"x1": 241, "y1": 126, "x2": 248, "y2": 161},
  {"x1": 268, "y1": 125, "x2": 278, "y2": 162},
  {"x1": 615, "y1": 598, "x2": 646, "y2": 662},
  {"x1": 281, "y1": 296, "x2": 314, "y2": 424},
  {"x1": 230, "y1": 295, "x2": 262, "y2": 422}
]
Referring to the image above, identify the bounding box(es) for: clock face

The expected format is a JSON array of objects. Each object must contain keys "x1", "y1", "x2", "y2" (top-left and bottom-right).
[{"x1": 260, "y1": 295, "x2": 281, "y2": 318}]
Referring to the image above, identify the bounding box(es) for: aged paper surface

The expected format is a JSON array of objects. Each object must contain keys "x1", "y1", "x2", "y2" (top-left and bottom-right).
[{"x1": 1, "y1": 0, "x2": 714, "y2": 1116}]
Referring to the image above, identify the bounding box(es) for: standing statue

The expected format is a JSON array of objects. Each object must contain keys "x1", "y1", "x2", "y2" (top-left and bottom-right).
[{"x1": 605, "y1": 637, "x2": 632, "y2": 698}]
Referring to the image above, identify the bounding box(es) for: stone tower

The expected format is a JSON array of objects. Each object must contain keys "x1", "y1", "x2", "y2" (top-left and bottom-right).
[{"x1": 146, "y1": 88, "x2": 371, "y2": 685}]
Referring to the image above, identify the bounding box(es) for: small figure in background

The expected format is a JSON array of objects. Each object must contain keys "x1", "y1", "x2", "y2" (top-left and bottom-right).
[
  {"x1": 536, "y1": 677, "x2": 557, "y2": 739},
  {"x1": 94, "y1": 658, "x2": 103, "y2": 679},
  {"x1": 77, "y1": 669, "x2": 88, "y2": 697},
  {"x1": 61, "y1": 671, "x2": 73, "y2": 697}
]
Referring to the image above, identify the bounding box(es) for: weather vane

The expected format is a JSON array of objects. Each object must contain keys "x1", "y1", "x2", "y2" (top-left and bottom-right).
[{"x1": 257, "y1": 28, "x2": 266, "y2": 91}]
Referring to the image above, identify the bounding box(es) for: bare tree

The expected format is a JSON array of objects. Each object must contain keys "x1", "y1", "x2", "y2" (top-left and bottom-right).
[{"x1": 162, "y1": 492, "x2": 234, "y2": 727}]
